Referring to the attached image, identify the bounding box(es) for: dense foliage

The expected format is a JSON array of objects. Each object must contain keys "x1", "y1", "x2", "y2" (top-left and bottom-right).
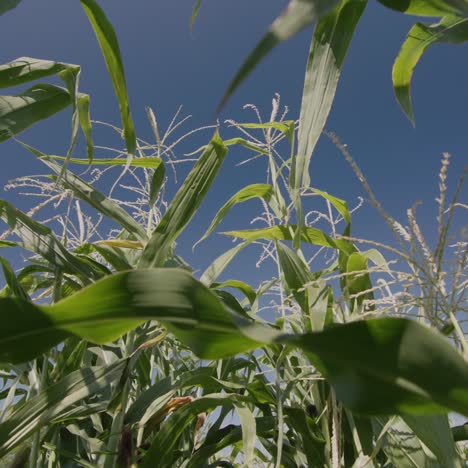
[{"x1": 0, "y1": 0, "x2": 467, "y2": 466}]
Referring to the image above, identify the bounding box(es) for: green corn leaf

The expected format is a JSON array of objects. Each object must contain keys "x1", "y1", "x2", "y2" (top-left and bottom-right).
[
  {"x1": 222, "y1": 224, "x2": 355, "y2": 255},
  {"x1": 376, "y1": 0, "x2": 468, "y2": 17},
  {"x1": 0, "y1": 257, "x2": 29, "y2": 301},
  {"x1": 0, "y1": 57, "x2": 94, "y2": 159},
  {"x1": 190, "y1": 0, "x2": 202, "y2": 30},
  {"x1": 45, "y1": 154, "x2": 163, "y2": 168},
  {"x1": 0, "y1": 0, "x2": 22, "y2": 15},
  {"x1": 20, "y1": 143, "x2": 148, "y2": 242},
  {"x1": 346, "y1": 252, "x2": 374, "y2": 313},
  {"x1": 393, "y1": 16, "x2": 468, "y2": 124},
  {"x1": 149, "y1": 161, "x2": 166, "y2": 207},
  {"x1": 403, "y1": 415, "x2": 461, "y2": 467},
  {"x1": 141, "y1": 394, "x2": 252, "y2": 468},
  {"x1": 0, "y1": 57, "x2": 68, "y2": 88},
  {"x1": 0, "y1": 360, "x2": 126, "y2": 458},
  {"x1": 293, "y1": 0, "x2": 366, "y2": 190},
  {"x1": 195, "y1": 183, "x2": 274, "y2": 248},
  {"x1": 139, "y1": 132, "x2": 227, "y2": 268},
  {"x1": 219, "y1": 0, "x2": 342, "y2": 110},
  {"x1": 200, "y1": 240, "x2": 254, "y2": 286},
  {"x1": 211, "y1": 279, "x2": 257, "y2": 305},
  {"x1": 236, "y1": 121, "x2": 296, "y2": 144},
  {"x1": 0, "y1": 84, "x2": 71, "y2": 142},
  {"x1": 80, "y1": 0, "x2": 136, "y2": 156},
  {"x1": 0, "y1": 268, "x2": 467, "y2": 416},
  {"x1": 0, "y1": 200, "x2": 102, "y2": 282}
]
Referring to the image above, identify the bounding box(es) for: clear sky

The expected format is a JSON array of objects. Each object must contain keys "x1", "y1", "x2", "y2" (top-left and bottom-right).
[{"x1": 1, "y1": 0, "x2": 467, "y2": 283}]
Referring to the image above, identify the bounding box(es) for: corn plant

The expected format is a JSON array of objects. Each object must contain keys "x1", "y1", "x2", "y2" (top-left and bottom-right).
[{"x1": 0, "y1": 0, "x2": 467, "y2": 467}]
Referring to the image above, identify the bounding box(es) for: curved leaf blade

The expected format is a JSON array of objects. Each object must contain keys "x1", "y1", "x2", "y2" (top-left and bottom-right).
[
  {"x1": 0, "y1": 269, "x2": 467, "y2": 416},
  {"x1": 376, "y1": 0, "x2": 468, "y2": 17},
  {"x1": 393, "y1": 16, "x2": 468, "y2": 124},
  {"x1": 80, "y1": 0, "x2": 136, "y2": 156}
]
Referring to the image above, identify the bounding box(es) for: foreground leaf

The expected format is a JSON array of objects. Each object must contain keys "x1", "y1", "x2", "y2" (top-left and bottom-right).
[
  {"x1": 0, "y1": 269, "x2": 467, "y2": 416},
  {"x1": 393, "y1": 16, "x2": 468, "y2": 124},
  {"x1": 0, "y1": 0, "x2": 22, "y2": 15}
]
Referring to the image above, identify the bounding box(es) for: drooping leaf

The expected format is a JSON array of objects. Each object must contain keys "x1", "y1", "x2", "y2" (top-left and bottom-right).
[
  {"x1": 211, "y1": 279, "x2": 257, "y2": 305},
  {"x1": 0, "y1": 269, "x2": 467, "y2": 416},
  {"x1": 0, "y1": 84, "x2": 71, "y2": 142},
  {"x1": 376, "y1": 0, "x2": 468, "y2": 17},
  {"x1": 293, "y1": 0, "x2": 366, "y2": 190},
  {"x1": 219, "y1": 0, "x2": 342, "y2": 110},
  {"x1": 195, "y1": 183, "x2": 274, "y2": 248},
  {"x1": 80, "y1": 0, "x2": 136, "y2": 156},
  {"x1": 139, "y1": 132, "x2": 227, "y2": 267},
  {"x1": 0, "y1": 361, "x2": 126, "y2": 458},
  {"x1": 393, "y1": 16, "x2": 468, "y2": 124}
]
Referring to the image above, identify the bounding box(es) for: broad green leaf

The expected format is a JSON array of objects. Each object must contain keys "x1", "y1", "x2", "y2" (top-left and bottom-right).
[
  {"x1": 190, "y1": 0, "x2": 202, "y2": 30},
  {"x1": 149, "y1": 161, "x2": 166, "y2": 207},
  {"x1": 20, "y1": 143, "x2": 148, "y2": 242},
  {"x1": 0, "y1": 0, "x2": 22, "y2": 15},
  {"x1": 76, "y1": 242, "x2": 133, "y2": 271},
  {"x1": 0, "y1": 269, "x2": 467, "y2": 416},
  {"x1": 0, "y1": 84, "x2": 70, "y2": 142},
  {"x1": 139, "y1": 132, "x2": 227, "y2": 267},
  {"x1": 0, "y1": 361, "x2": 126, "y2": 458},
  {"x1": 0, "y1": 200, "x2": 102, "y2": 282},
  {"x1": 393, "y1": 16, "x2": 468, "y2": 124},
  {"x1": 195, "y1": 183, "x2": 274, "y2": 248},
  {"x1": 80, "y1": 0, "x2": 136, "y2": 156},
  {"x1": 219, "y1": 0, "x2": 342, "y2": 110},
  {"x1": 293, "y1": 0, "x2": 366, "y2": 189},
  {"x1": 0, "y1": 57, "x2": 94, "y2": 158},
  {"x1": 403, "y1": 414, "x2": 461, "y2": 467},
  {"x1": 0, "y1": 57, "x2": 67, "y2": 88},
  {"x1": 310, "y1": 187, "x2": 351, "y2": 232},
  {"x1": 376, "y1": 0, "x2": 468, "y2": 17},
  {"x1": 46, "y1": 154, "x2": 163, "y2": 168}
]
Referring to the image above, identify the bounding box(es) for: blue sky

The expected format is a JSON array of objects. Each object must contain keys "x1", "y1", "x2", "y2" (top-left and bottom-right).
[{"x1": 0, "y1": 0, "x2": 467, "y2": 283}]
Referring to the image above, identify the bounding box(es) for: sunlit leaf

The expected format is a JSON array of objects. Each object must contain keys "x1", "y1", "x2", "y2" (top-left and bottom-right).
[
  {"x1": 376, "y1": 0, "x2": 468, "y2": 17},
  {"x1": 139, "y1": 132, "x2": 227, "y2": 267},
  {"x1": 293, "y1": 0, "x2": 366, "y2": 189},
  {"x1": 393, "y1": 16, "x2": 468, "y2": 124},
  {"x1": 195, "y1": 183, "x2": 274, "y2": 248}
]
